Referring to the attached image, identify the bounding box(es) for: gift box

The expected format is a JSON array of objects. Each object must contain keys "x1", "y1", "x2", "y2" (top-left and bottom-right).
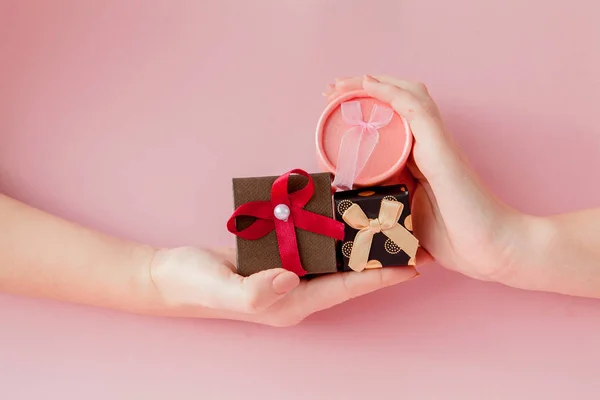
[
  {"x1": 334, "y1": 184, "x2": 418, "y2": 272},
  {"x1": 316, "y1": 90, "x2": 413, "y2": 191},
  {"x1": 227, "y1": 169, "x2": 345, "y2": 277}
]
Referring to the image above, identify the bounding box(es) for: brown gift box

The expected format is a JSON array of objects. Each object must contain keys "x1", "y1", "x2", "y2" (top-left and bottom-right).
[{"x1": 231, "y1": 172, "x2": 338, "y2": 277}]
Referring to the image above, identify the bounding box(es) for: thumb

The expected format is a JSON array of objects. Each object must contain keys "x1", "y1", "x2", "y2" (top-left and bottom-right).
[{"x1": 229, "y1": 268, "x2": 300, "y2": 314}]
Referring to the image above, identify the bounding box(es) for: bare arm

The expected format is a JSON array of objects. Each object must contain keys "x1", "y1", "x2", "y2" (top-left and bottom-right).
[
  {"x1": 512, "y1": 210, "x2": 600, "y2": 298},
  {"x1": 0, "y1": 192, "x2": 417, "y2": 326},
  {"x1": 0, "y1": 194, "x2": 156, "y2": 312}
]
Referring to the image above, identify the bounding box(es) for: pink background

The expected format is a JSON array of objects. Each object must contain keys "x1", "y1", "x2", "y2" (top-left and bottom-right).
[{"x1": 1, "y1": 1, "x2": 599, "y2": 399}]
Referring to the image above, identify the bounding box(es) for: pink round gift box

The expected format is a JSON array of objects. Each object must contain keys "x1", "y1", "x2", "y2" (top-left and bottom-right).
[{"x1": 315, "y1": 90, "x2": 413, "y2": 188}]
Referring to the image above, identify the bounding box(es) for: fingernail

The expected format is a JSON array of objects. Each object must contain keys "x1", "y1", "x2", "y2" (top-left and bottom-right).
[
  {"x1": 272, "y1": 272, "x2": 299, "y2": 294},
  {"x1": 322, "y1": 83, "x2": 335, "y2": 96},
  {"x1": 364, "y1": 75, "x2": 380, "y2": 83}
]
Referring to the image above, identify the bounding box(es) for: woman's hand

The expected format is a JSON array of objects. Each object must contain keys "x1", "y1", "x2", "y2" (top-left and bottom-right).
[
  {"x1": 324, "y1": 76, "x2": 534, "y2": 285},
  {"x1": 147, "y1": 246, "x2": 419, "y2": 327},
  {"x1": 0, "y1": 193, "x2": 417, "y2": 326}
]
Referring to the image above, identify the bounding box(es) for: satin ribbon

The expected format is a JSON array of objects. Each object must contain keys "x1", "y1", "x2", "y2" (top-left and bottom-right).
[
  {"x1": 332, "y1": 101, "x2": 394, "y2": 191},
  {"x1": 227, "y1": 169, "x2": 345, "y2": 276},
  {"x1": 342, "y1": 199, "x2": 418, "y2": 272}
]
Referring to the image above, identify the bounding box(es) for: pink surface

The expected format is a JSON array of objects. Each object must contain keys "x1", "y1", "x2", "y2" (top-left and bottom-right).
[
  {"x1": 316, "y1": 90, "x2": 411, "y2": 187},
  {"x1": 1, "y1": 1, "x2": 600, "y2": 399}
]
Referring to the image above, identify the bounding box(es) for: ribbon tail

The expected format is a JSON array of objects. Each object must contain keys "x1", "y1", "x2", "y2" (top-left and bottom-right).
[
  {"x1": 348, "y1": 229, "x2": 375, "y2": 272},
  {"x1": 353, "y1": 127, "x2": 379, "y2": 181},
  {"x1": 383, "y1": 225, "x2": 419, "y2": 260},
  {"x1": 272, "y1": 210, "x2": 307, "y2": 277},
  {"x1": 270, "y1": 170, "x2": 308, "y2": 277},
  {"x1": 332, "y1": 127, "x2": 363, "y2": 191}
]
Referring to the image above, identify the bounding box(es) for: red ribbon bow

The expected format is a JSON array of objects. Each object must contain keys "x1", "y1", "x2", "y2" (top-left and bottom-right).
[{"x1": 227, "y1": 169, "x2": 345, "y2": 276}]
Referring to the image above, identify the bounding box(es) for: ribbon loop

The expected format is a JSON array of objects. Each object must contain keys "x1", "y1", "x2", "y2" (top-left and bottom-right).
[
  {"x1": 227, "y1": 169, "x2": 345, "y2": 276},
  {"x1": 342, "y1": 199, "x2": 418, "y2": 272},
  {"x1": 340, "y1": 100, "x2": 365, "y2": 125},
  {"x1": 378, "y1": 197, "x2": 404, "y2": 230},
  {"x1": 332, "y1": 101, "x2": 394, "y2": 191},
  {"x1": 368, "y1": 104, "x2": 394, "y2": 129},
  {"x1": 342, "y1": 203, "x2": 369, "y2": 230}
]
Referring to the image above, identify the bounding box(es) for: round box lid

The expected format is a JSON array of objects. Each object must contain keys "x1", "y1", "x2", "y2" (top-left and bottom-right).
[{"x1": 316, "y1": 90, "x2": 413, "y2": 189}]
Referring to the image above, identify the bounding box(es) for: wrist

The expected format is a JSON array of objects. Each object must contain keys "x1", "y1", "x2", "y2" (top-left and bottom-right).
[
  {"x1": 137, "y1": 246, "x2": 222, "y2": 319},
  {"x1": 126, "y1": 244, "x2": 167, "y2": 315},
  {"x1": 496, "y1": 213, "x2": 558, "y2": 292}
]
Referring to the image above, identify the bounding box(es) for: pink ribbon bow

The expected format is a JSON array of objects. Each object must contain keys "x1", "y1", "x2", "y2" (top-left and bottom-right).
[{"x1": 332, "y1": 101, "x2": 394, "y2": 191}]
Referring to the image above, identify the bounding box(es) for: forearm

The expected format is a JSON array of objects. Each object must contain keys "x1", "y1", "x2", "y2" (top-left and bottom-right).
[
  {"x1": 0, "y1": 194, "x2": 157, "y2": 312},
  {"x1": 507, "y1": 209, "x2": 600, "y2": 298}
]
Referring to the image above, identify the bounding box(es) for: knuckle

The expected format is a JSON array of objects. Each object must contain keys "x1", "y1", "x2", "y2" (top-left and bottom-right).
[
  {"x1": 393, "y1": 91, "x2": 422, "y2": 114},
  {"x1": 405, "y1": 96, "x2": 434, "y2": 116},
  {"x1": 419, "y1": 99, "x2": 439, "y2": 117},
  {"x1": 419, "y1": 101, "x2": 433, "y2": 114},
  {"x1": 415, "y1": 82, "x2": 429, "y2": 92}
]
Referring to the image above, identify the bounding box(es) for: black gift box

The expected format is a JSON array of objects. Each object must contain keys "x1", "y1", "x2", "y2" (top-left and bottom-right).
[{"x1": 333, "y1": 184, "x2": 418, "y2": 272}]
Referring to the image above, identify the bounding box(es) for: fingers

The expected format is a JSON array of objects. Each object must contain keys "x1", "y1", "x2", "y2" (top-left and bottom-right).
[
  {"x1": 332, "y1": 75, "x2": 428, "y2": 97},
  {"x1": 225, "y1": 268, "x2": 300, "y2": 314},
  {"x1": 361, "y1": 77, "x2": 437, "y2": 126},
  {"x1": 296, "y1": 266, "x2": 419, "y2": 315},
  {"x1": 325, "y1": 75, "x2": 446, "y2": 152},
  {"x1": 322, "y1": 83, "x2": 336, "y2": 97}
]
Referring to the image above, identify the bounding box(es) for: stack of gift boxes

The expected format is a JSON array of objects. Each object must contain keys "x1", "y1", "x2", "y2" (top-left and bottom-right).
[{"x1": 226, "y1": 90, "x2": 419, "y2": 277}]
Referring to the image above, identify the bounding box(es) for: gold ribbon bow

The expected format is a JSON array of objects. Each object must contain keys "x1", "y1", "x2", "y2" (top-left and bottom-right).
[{"x1": 342, "y1": 199, "x2": 418, "y2": 272}]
